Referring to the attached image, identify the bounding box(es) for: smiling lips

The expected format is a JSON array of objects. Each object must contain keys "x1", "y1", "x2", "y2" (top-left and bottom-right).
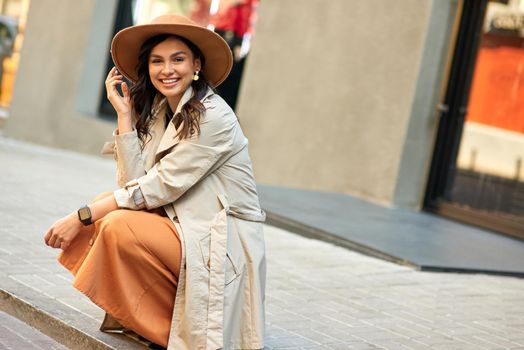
[{"x1": 160, "y1": 78, "x2": 180, "y2": 88}]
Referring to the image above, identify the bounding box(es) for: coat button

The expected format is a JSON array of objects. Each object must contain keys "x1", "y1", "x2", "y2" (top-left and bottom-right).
[{"x1": 173, "y1": 215, "x2": 179, "y2": 223}]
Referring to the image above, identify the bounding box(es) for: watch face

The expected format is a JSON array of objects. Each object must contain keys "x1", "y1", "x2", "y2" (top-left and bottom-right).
[{"x1": 79, "y1": 207, "x2": 91, "y2": 221}]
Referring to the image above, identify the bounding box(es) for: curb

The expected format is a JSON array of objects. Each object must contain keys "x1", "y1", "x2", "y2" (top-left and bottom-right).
[
  {"x1": 0, "y1": 277, "x2": 145, "y2": 350},
  {"x1": 263, "y1": 209, "x2": 418, "y2": 268},
  {"x1": 264, "y1": 209, "x2": 524, "y2": 278}
]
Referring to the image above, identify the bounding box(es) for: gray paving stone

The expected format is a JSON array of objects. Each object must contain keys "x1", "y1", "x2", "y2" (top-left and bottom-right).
[
  {"x1": 288, "y1": 328, "x2": 341, "y2": 345},
  {"x1": 457, "y1": 334, "x2": 520, "y2": 349},
  {"x1": 410, "y1": 335, "x2": 460, "y2": 347},
  {"x1": 264, "y1": 335, "x2": 319, "y2": 348},
  {"x1": 3, "y1": 136, "x2": 524, "y2": 349},
  {"x1": 429, "y1": 342, "x2": 481, "y2": 350},
  {"x1": 329, "y1": 342, "x2": 385, "y2": 350}
]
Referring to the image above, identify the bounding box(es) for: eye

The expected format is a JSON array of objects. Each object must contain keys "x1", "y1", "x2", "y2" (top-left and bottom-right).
[
  {"x1": 150, "y1": 59, "x2": 162, "y2": 64},
  {"x1": 174, "y1": 57, "x2": 185, "y2": 62}
]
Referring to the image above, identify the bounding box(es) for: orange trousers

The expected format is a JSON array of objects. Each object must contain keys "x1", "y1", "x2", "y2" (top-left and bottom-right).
[{"x1": 58, "y1": 193, "x2": 181, "y2": 347}]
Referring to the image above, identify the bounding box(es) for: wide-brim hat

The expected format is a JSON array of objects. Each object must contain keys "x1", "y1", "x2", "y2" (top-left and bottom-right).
[{"x1": 111, "y1": 14, "x2": 233, "y2": 86}]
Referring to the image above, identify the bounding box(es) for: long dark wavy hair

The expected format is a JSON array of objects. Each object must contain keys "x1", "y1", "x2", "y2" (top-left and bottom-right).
[{"x1": 129, "y1": 34, "x2": 213, "y2": 147}]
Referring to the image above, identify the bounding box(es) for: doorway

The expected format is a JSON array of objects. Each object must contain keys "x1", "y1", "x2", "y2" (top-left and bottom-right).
[{"x1": 426, "y1": 0, "x2": 524, "y2": 240}]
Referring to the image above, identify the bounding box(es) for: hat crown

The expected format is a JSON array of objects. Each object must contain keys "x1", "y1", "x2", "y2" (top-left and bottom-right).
[{"x1": 150, "y1": 14, "x2": 199, "y2": 27}]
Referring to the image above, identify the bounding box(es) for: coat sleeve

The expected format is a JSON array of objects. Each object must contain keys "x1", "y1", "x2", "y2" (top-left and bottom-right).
[
  {"x1": 113, "y1": 104, "x2": 238, "y2": 210},
  {"x1": 113, "y1": 129, "x2": 147, "y2": 187}
]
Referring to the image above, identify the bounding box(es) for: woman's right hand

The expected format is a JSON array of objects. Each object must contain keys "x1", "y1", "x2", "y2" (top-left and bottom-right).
[{"x1": 105, "y1": 67, "x2": 132, "y2": 117}]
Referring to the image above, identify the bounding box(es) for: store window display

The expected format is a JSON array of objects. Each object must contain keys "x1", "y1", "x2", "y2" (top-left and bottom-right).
[{"x1": 429, "y1": 0, "x2": 524, "y2": 239}]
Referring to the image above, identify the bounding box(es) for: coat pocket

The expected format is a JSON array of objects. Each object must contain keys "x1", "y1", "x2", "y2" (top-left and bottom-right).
[
  {"x1": 199, "y1": 214, "x2": 244, "y2": 286},
  {"x1": 199, "y1": 233, "x2": 211, "y2": 272},
  {"x1": 225, "y1": 251, "x2": 241, "y2": 285}
]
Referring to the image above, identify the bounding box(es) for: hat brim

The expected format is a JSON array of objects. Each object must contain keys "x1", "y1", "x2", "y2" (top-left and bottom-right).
[{"x1": 111, "y1": 23, "x2": 233, "y2": 87}]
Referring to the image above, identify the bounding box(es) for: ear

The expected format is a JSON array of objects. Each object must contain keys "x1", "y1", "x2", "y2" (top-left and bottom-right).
[{"x1": 194, "y1": 58, "x2": 202, "y2": 72}]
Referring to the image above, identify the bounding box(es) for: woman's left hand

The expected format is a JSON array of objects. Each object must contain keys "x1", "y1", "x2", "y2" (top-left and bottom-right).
[{"x1": 44, "y1": 212, "x2": 83, "y2": 250}]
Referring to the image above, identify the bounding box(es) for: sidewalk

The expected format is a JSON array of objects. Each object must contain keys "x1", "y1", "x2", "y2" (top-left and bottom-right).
[{"x1": 1, "y1": 135, "x2": 524, "y2": 350}]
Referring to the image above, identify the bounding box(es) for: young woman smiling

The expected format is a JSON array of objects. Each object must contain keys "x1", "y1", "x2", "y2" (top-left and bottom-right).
[{"x1": 44, "y1": 15, "x2": 266, "y2": 350}]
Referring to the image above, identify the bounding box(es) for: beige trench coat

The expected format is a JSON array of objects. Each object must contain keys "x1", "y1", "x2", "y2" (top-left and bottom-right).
[{"x1": 103, "y1": 86, "x2": 266, "y2": 350}]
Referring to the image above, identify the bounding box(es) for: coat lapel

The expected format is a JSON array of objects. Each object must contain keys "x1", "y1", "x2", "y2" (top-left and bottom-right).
[
  {"x1": 155, "y1": 86, "x2": 194, "y2": 157},
  {"x1": 154, "y1": 86, "x2": 215, "y2": 158}
]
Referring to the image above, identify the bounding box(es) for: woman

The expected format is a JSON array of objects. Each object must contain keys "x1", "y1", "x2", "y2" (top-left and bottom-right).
[{"x1": 44, "y1": 14, "x2": 266, "y2": 350}]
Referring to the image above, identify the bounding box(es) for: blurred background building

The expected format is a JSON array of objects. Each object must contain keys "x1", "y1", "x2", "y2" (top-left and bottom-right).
[
  {"x1": 2, "y1": 0, "x2": 524, "y2": 242},
  {"x1": 0, "y1": 0, "x2": 29, "y2": 113}
]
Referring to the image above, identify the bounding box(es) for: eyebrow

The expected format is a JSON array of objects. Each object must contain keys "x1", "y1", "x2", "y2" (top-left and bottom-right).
[{"x1": 150, "y1": 51, "x2": 188, "y2": 59}]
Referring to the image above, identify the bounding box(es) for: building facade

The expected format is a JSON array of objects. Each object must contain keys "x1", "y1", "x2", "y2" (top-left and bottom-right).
[{"x1": 3, "y1": 0, "x2": 523, "y2": 240}]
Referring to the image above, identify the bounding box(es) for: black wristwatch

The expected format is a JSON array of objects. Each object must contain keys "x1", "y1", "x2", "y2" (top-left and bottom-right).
[{"x1": 77, "y1": 205, "x2": 93, "y2": 226}]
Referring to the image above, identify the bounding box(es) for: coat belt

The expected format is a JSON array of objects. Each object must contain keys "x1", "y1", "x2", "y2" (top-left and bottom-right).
[{"x1": 218, "y1": 194, "x2": 266, "y2": 223}]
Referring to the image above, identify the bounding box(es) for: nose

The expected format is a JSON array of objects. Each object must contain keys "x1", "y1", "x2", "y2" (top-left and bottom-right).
[{"x1": 161, "y1": 62, "x2": 175, "y2": 76}]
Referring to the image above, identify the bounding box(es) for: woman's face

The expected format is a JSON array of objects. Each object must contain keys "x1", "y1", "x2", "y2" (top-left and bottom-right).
[{"x1": 148, "y1": 37, "x2": 201, "y2": 108}]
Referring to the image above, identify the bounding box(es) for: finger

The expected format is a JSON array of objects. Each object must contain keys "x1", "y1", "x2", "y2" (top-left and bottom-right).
[
  {"x1": 44, "y1": 228, "x2": 52, "y2": 245},
  {"x1": 106, "y1": 67, "x2": 116, "y2": 81},
  {"x1": 110, "y1": 78, "x2": 124, "y2": 85},
  {"x1": 106, "y1": 76, "x2": 123, "y2": 85},
  {"x1": 48, "y1": 234, "x2": 58, "y2": 247},
  {"x1": 108, "y1": 70, "x2": 122, "y2": 78},
  {"x1": 106, "y1": 68, "x2": 123, "y2": 83},
  {"x1": 111, "y1": 68, "x2": 122, "y2": 78},
  {"x1": 53, "y1": 238, "x2": 62, "y2": 249},
  {"x1": 107, "y1": 79, "x2": 124, "y2": 89},
  {"x1": 121, "y1": 82, "x2": 129, "y2": 97}
]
